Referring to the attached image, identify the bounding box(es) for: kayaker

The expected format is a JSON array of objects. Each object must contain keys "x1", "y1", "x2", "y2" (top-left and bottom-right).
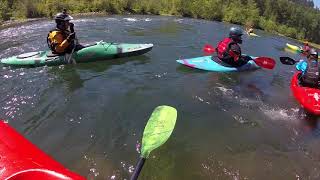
[
  {"x1": 246, "y1": 26, "x2": 254, "y2": 35},
  {"x1": 302, "y1": 41, "x2": 311, "y2": 55},
  {"x1": 47, "y1": 9, "x2": 83, "y2": 54},
  {"x1": 216, "y1": 27, "x2": 251, "y2": 67},
  {"x1": 296, "y1": 48, "x2": 320, "y2": 88}
]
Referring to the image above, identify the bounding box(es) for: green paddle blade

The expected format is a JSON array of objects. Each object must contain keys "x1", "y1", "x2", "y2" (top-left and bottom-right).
[{"x1": 140, "y1": 105, "x2": 177, "y2": 158}]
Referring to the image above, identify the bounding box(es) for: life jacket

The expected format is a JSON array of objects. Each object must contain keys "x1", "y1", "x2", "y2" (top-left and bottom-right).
[
  {"x1": 303, "y1": 45, "x2": 310, "y2": 52},
  {"x1": 302, "y1": 60, "x2": 320, "y2": 87},
  {"x1": 47, "y1": 28, "x2": 72, "y2": 54},
  {"x1": 216, "y1": 38, "x2": 239, "y2": 61}
]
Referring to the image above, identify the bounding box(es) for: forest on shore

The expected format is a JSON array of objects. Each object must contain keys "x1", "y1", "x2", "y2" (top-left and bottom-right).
[{"x1": 1, "y1": 0, "x2": 319, "y2": 43}]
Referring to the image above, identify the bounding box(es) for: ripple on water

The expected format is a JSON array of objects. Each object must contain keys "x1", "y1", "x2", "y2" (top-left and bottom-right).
[
  {"x1": 201, "y1": 155, "x2": 247, "y2": 180},
  {"x1": 0, "y1": 67, "x2": 51, "y2": 121}
]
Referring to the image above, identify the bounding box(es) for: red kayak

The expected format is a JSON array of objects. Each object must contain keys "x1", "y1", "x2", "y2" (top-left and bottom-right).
[
  {"x1": 291, "y1": 72, "x2": 320, "y2": 115},
  {"x1": 0, "y1": 120, "x2": 85, "y2": 180}
]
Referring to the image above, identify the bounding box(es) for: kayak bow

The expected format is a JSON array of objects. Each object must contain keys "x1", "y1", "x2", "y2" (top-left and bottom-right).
[
  {"x1": 0, "y1": 120, "x2": 85, "y2": 180},
  {"x1": 291, "y1": 72, "x2": 320, "y2": 115}
]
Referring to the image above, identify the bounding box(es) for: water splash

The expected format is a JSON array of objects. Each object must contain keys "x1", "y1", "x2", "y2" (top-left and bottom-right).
[
  {"x1": 260, "y1": 106, "x2": 300, "y2": 123},
  {"x1": 136, "y1": 141, "x2": 141, "y2": 153},
  {"x1": 83, "y1": 154, "x2": 100, "y2": 179},
  {"x1": 194, "y1": 95, "x2": 211, "y2": 104},
  {"x1": 154, "y1": 72, "x2": 168, "y2": 78}
]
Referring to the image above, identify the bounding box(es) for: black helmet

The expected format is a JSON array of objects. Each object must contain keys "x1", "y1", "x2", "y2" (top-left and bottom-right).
[
  {"x1": 309, "y1": 48, "x2": 318, "y2": 59},
  {"x1": 229, "y1": 27, "x2": 243, "y2": 39},
  {"x1": 54, "y1": 10, "x2": 73, "y2": 23}
]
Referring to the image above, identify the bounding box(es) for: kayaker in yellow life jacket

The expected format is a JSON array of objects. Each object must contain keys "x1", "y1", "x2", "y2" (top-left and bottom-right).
[{"x1": 47, "y1": 10, "x2": 83, "y2": 54}]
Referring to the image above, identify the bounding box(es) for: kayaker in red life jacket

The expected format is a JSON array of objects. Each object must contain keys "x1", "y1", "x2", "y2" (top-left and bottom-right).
[
  {"x1": 216, "y1": 27, "x2": 251, "y2": 67},
  {"x1": 302, "y1": 41, "x2": 311, "y2": 55},
  {"x1": 296, "y1": 48, "x2": 320, "y2": 88},
  {"x1": 47, "y1": 9, "x2": 84, "y2": 54}
]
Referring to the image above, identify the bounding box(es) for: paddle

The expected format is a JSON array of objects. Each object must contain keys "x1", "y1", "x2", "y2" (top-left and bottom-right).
[
  {"x1": 202, "y1": 44, "x2": 276, "y2": 69},
  {"x1": 67, "y1": 39, "x2": 77, "y2": 64},
  {"x1": 67, "y1": 23, "x2": 77, "y2": 64},
  {"x1": 203, "y1": 44, "x2": 216, "y2": 55},
  {"x1": 279, "y1": 56, "x2": 299, "y2": 65},
  {"x1": 130, "y1": 105, "x2": 178, "y2": 180}
]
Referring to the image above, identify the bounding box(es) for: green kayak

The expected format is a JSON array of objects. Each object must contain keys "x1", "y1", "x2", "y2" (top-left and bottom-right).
[{"x1": 1, "y1": 41, "x2": 153, "y2": 66}]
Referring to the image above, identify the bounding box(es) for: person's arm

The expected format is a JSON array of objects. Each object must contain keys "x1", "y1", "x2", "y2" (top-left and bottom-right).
[
  {"x1": 54, "y1": 34, "x2": 70, "y2": 53},
  {"x1": 51, "y1": 32, "x2": 75, "y2": 53},
  {"x1": 229, "y1": 44, "x2": 241, "y2": 61}
]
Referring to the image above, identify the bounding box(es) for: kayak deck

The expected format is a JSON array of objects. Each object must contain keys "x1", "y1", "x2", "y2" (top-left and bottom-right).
[
  {"x1": 291, "y1": 72, "x2": 320, "y2": 115},
  {"x1": 0, "y1": 120, "x2": 85, "y2": 180},
  {"x1": 176, "y1": 56, "x2": 260, "y2": 72}
]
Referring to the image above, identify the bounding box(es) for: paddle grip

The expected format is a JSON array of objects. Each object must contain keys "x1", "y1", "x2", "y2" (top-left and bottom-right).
[{"x1": 130, "y1": 158, "x2": 146, "y2": 180}]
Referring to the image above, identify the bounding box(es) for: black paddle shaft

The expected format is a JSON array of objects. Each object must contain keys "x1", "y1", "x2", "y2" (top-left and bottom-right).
[{"x1": 130, "y1": 158, "x2": 146, "y2": 180}]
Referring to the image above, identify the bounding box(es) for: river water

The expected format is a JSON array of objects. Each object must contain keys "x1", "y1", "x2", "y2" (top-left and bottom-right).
[{"x1": 1, "y1": 15, "x2": 319, "y2": 180}]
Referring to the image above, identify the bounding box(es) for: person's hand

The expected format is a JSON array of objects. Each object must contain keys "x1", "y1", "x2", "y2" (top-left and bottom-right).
[
  {"x1": 67, "y1": 32, "x2": 76, "y2": 42},
  {"x1": 69, "y1": 23, "x2": 74, "y2": 32}
]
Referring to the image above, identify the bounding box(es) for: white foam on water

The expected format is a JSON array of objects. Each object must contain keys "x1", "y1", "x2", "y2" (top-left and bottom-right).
[
  {"x1": 260, "y1": 106, "x2": 300, "y2": 123},
  {"x1": 72, "y1": 19, "x2": 96, "y2": 23},
  {"x1": 123, "y1": 18, "x2": 138, "y2": 22},
  {"x1": 154, "y1": 72, "x2": 167, "y2": 78},
  {"x1": 174, "y1": 19, "x2": 183, "y2": 23},
  {"x1": 194, "y1": 95, "x2": 211, "y2": 105},
  {"x1": 0, "y1": 22, "x2": 52, "y2": 38},
  {"x1": 105, "y1": 18, "x2": 119, "y2": 21},
  {"x1": 144, "y1": 18, "x2": 152, "y2": 22},
  {"x1": 214, "y1": 86, "x2": 234, "y2": 96},
  {"x1": 213, "y1": 84, "x2": 302, "y2": 126}
]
